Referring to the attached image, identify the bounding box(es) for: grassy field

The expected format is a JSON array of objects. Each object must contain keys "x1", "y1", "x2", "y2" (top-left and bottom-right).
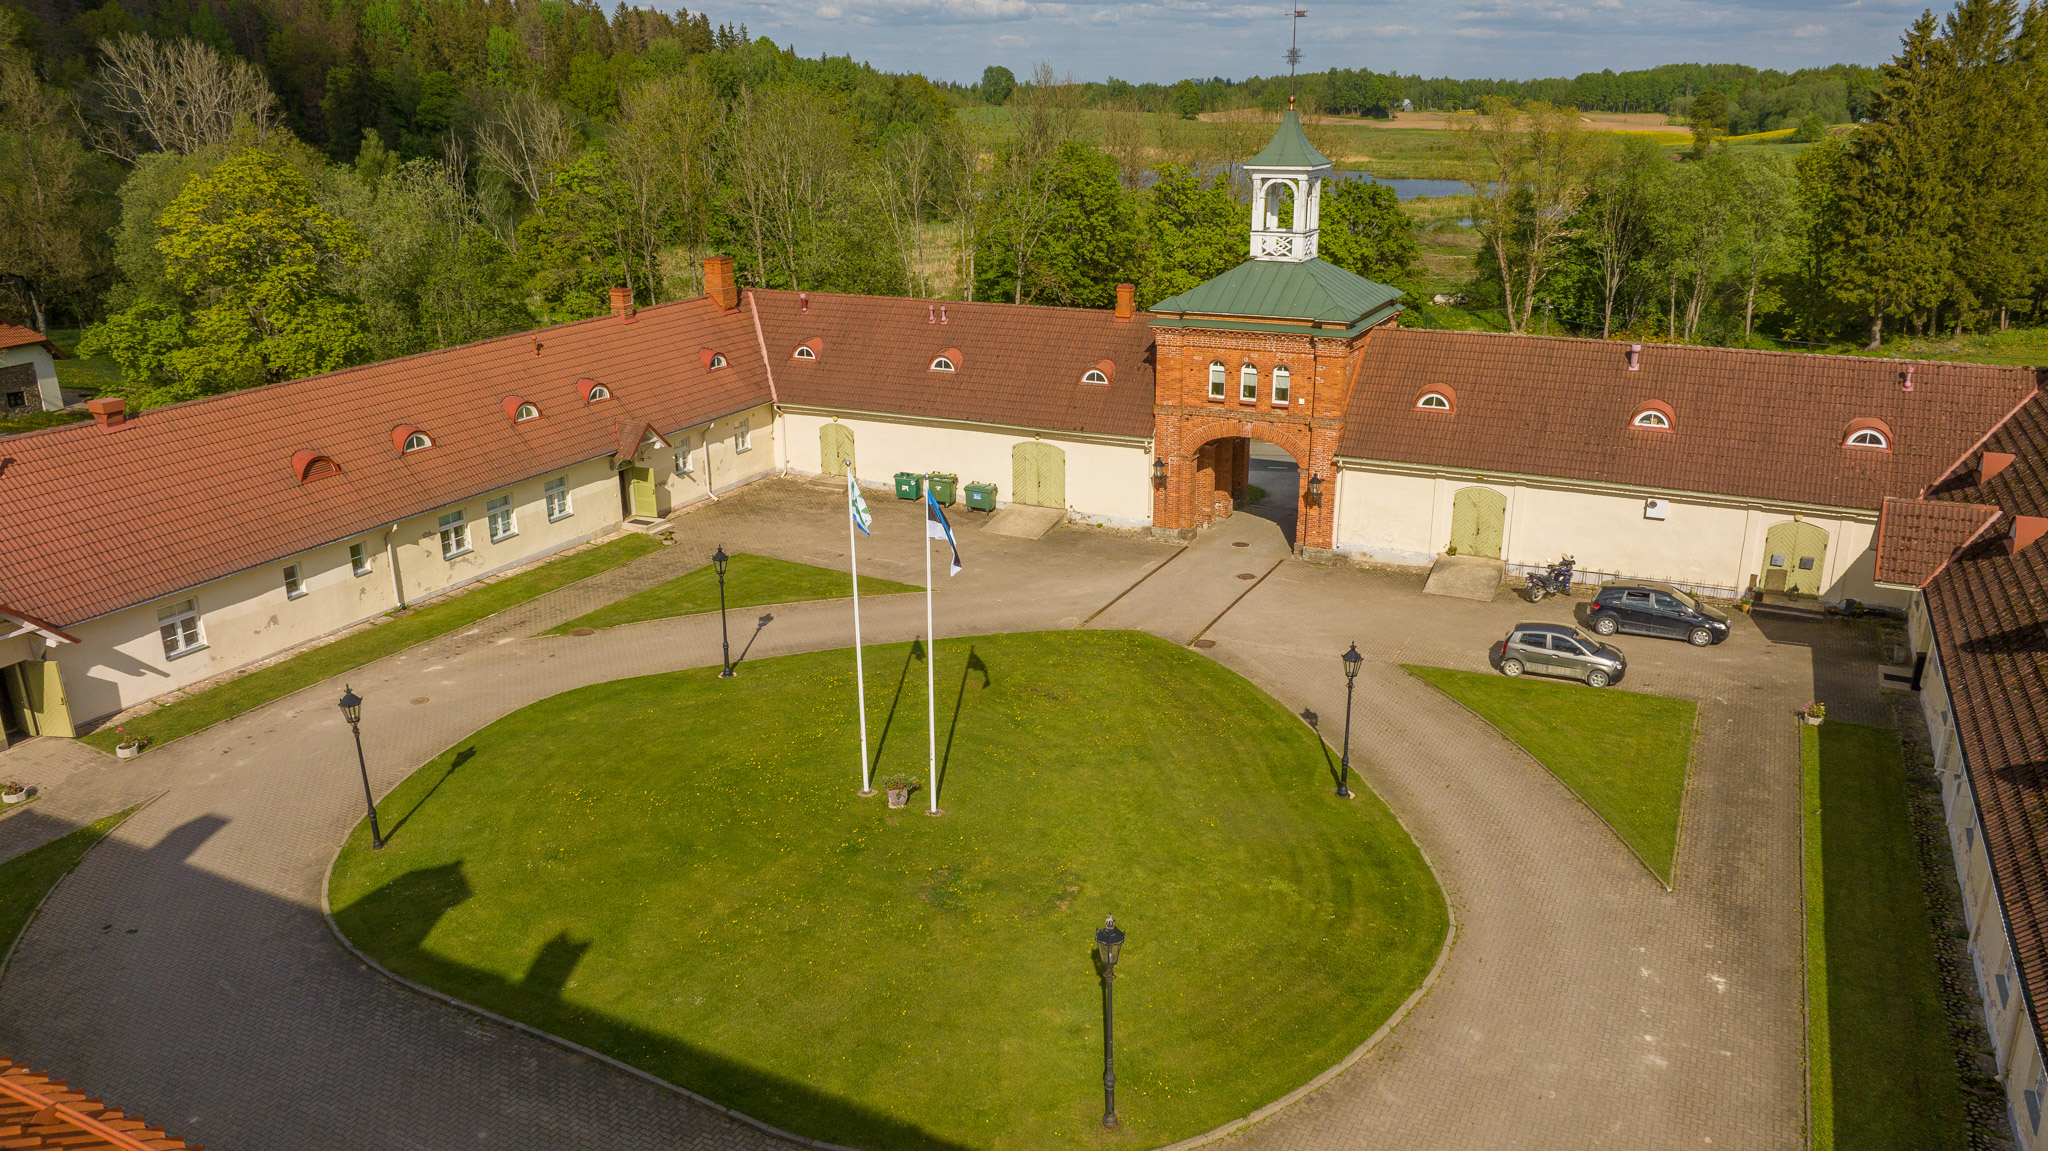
[
  {"x1": 0, "y1": 806, "x2": 139, "y2": 963},
  {"x1": 1803, "y1": 722, "x2": 1967, "y2": 1150},
  {"x1": 1404, "y1": 666, "x2": 1695, "y2": 883},
  {"x1": 44, "y1": 326, "x2": 123, "y2": 396},
  {"x1": 331, "y1": 630, "x2": 1448, "y2": 1151},
  {"x1": 84, "y1": 534, "x2": 662, "y2": 753},
  {"x1": 545, "y1": 553, "x2": 917, "y2": 635}
]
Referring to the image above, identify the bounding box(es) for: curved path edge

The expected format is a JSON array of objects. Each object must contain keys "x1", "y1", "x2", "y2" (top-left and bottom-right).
[{"x1": 0, "y1": 793, "x2": 162, "y2": 987}]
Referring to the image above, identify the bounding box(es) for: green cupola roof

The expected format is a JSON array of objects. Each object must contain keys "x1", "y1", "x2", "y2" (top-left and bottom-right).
[
  {"x1": 1245, "y1": 110, "x2": 1330, "y2": 169},
  {"x1": 1149, "y1": 258, "x2": 1403, "y2": 331}
]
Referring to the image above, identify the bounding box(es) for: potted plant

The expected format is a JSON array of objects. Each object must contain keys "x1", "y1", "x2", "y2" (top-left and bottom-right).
[
  {"x1": 2, "y1": 781, "x2": 25, "y2": 805},
  {"x1": 114, "y1": 727, "x2": 149, "y2": 759},
  {"x1": 882, "y1": 776, "x2": 915, "y2": 809},
  {"x1": 1803, "y1": 701, "x2": 1826, "y2": 726}
]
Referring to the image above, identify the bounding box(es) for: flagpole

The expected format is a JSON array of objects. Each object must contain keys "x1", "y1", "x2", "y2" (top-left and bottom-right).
[
  {"x1": 850, "y1": 467, "x2": 873, "y2": 796},
  {"x1": 925, "y1": 479, "x2": 940, "y2": 815}
]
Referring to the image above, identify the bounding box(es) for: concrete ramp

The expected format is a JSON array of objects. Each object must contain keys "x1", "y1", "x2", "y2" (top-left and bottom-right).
[
  {"x1": 980, "y1": 504, "x2": 1065, "y2": 540},
  {"x1": 1424, "y1": 555, "x2": 1507, "y2": 601}
]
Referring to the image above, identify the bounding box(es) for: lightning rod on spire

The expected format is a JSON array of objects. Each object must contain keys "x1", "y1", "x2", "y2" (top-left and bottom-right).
[{"x1": 1287, "y1": 8, "x2": 1306, "y2": 108}]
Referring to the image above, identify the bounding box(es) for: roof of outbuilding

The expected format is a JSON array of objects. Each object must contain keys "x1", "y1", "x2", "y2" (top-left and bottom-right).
[
  {"x1": 1336, "y1": 328, "x2": 2040, "y2": 510},
  {"x1": 753, "y1": 290, "x2": 1157, "y2": 439},
  {"x1": 1149, "y1": 259, "x2": 1403, "y2": 328},
  {"x1": 1874, "y1": 496, "x2": 2002, "y2": 586},
  {"x1": 1244, "y1": 110, "x2": 1331, "y2": 169},
  {"x1": 0, "y1": 297, "x2": 771, "y2": 626},
  {"x1": 0, "y1": 324, "x2": 64, "y2": 357},
  {"x1": 0, "y1": 1057, "x2": 196, "y2": 1149}
]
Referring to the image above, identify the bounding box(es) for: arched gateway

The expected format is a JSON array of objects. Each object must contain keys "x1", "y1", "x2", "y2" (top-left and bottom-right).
[{"x1": 1147, "y1": 107, "x2": 1404, "y2": 553}]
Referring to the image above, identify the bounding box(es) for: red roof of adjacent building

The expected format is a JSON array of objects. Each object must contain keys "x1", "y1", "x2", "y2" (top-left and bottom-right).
[
  {"x1": 1337, "y1": 328, "x2": 2039, "y2": 509},
  {"x1": 0, "y1": 325, "x2": 63, "y2": 356},
  {"x1": 0, "y1": 1057, "x2": 196, "y2": 1149},
  {"x1": 1874, "y1": 496, "x2": 2002, "y2": 586}
]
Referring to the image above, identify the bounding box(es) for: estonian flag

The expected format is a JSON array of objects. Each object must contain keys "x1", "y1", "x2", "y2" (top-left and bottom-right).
[
  {"x1": 846, "y1": 469, "x2": 873, "y2": 536},
  {"x1": 926, "y1": 489, "x2": 963, "y2": 576}
]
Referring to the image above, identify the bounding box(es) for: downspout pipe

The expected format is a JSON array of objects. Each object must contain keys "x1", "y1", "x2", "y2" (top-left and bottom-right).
[{"x1": 383, "y1": 523, "x2": 406, "y2": 609}]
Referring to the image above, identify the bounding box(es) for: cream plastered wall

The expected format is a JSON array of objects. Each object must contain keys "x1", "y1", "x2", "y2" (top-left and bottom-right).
[
  {"x1": 0, "y1": 634, "x2": 39, "y2": 667},
  {"x1": 654, "y1": 403, "x2": 779, "y2": 514},
  {"x1": 775, "y1": 407, "x2": 1154, "y2": 526},
  {"x1": 0, "y1": 344, "x2": 63, "y2": 409},
  {"x1": 58, "y1": 458, "x2": 621, "y2": 722},
  {"x1": 1332, "y1": 461, "x2": 1899, "y2": 605}
]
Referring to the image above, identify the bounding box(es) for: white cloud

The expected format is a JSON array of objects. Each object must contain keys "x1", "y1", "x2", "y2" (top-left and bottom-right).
[
  {"x1": 1452, "y1": 26, "x2": 1505, "y2": 37},
  {"x1": 1791, "y1": 21, "x2": 1827, "y2": 35}
]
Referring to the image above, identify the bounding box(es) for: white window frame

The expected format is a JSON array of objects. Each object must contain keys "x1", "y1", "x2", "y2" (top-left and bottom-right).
[
  {"x1": 1847, "y1": 429, "x2": 1889, "y2": 449},
  {"x1": 403, "y1": 432, "x2": 432, "y2": 452},
  {"x1": 1208, "y1": 360, "x2": 1226, "y2": 400},
  {"x1": 349, "y1": 542, "x2": 372, "y2": 577},
  {"x1": 675, "y1": 438, "x2": 694, "y2": 475},
  {"x1": 587, "y1": 384, "x2": 611, "y2": 402},
  {"x1": 514, "y1": 403, "x2": 540, "y2": 422},
  {"x1": 157, "y1": 599, "x2": 204, "y2": 659},
  {"x1": 1239, "y1": 363, "x2": 1258, "y2": 403},
  {"x1": 794, "y1": 345, "x2": 816, "y2": 360},
  {"x1": 1272, "y1": 365, "x2": 1291, "y2": 404},
  {"x1": 283, "y1": 564, "x2": 305, "y2": 600},
  {"x1": 1632, "y1": 410, "x2": 1671, "y2": 429},
  {"x1": 735, "y1": 419, "x2": 752, "y2": 452},
  {"x1": 709, "y1": 353, "x2": 728, "y2": 369},
  {"x1": 1417, "y1": 392, "x2": 1451, "y2": 411},
  {"x1": 930, "y1": 356, "x2": 955, "y2": 373},
  {"x1": 545, "y1": 476, "x2": 573, "y2": 521},
  {"x1": 486, "y1": 495, "x2": 518, "y2": 543},
  {"x1": 1082, "y1": 369, "x2": 1109, "y2": 385},
  {"x1": 439, "y1": 510, "x2": 472, "y2": 559}
]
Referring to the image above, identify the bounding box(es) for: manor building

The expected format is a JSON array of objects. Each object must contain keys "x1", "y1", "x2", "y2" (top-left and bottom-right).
[{"x1": 5, "y1": 116, "x2": 2048, "y2": 1145}]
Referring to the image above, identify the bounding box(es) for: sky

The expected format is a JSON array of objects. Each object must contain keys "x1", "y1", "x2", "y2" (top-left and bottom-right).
[{"x1": 695, "y1": 0, "x2": 1921, "y2": 86}]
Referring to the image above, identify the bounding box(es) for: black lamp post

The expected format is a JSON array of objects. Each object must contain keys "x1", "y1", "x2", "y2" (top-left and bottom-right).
[
  {"x1": 1095, "y1": 916, "x2": 1126, "y2": 1129},
  {"x1": 1338, "y1": 643, "x2": 1362, "y2": 798},
  {"x1": 338, "y1": 685, "x2": 384, "y2": 849},
  {"x1": 713, "y1": 545, "x2": 734, "y2": 678}
]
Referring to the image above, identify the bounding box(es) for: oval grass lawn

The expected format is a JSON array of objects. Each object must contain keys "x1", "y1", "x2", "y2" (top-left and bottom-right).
[{"x1": 329, "y1": 630, "x2": 1445, "y2": 1151}]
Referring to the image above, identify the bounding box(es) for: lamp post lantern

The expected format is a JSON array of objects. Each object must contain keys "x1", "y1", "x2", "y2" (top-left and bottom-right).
[
  {"x1": 1151, "y1": 457, "x2": 1168, "y2": 487},
  {"x1": 1338, "y1": 643, "x2": 1362, "y2": 798},
  {"x1": 1096, "y1": 916, "x2": 1126, "y2": 1129},
  {"x1": 713, "y1": 546, "x2": 734, "y2": 678},
  {"x1": 338, "y1": 685, "x2": 385, "y2": 849}
]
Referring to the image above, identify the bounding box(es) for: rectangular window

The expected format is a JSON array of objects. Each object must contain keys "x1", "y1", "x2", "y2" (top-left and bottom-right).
[
  {"x1": 544, "y1": 477, "x2": 572, "y2": 521},
  {"x1": 1207, "y1": 363, "x2": 1225, "y2": 401},
  {"x1": 1997, "y1": 969, "x2": 2012, "y2": 1008},
  {"x1": 283, "y1": 564, "x2": 305, "y2": 599},
  {"x1": 157, "y1": 599, "x2": 204, "y2": 659},
  {"x1": 438, "y1": 510, "x2": 471, "y2": 559},
  {"x1": 2030, "y1": 1070, "x2": 2046, "y2": 1132},
  {"x1": 675, "y1": 438, "x2": 694, "y2": 475},
  {"x1": 735, "y1": 419, "x2": 752, "y2": 452},
  {"x1": 350, "y1": 542, "x2": 371, "y2": 577},
  {"x1": 487, "y1": 495, "x2": 517, "y2": 543},
  {"x1": 1272, "y1": 366, "x2": 1291, "y2": 405}
]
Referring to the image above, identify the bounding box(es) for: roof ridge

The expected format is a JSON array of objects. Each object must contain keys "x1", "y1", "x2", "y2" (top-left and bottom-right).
[
  {"x1": 751, "y1": 288, "x2": 1146, "y2": 321},
  {"x1": 1387, "y1": 325, "x2": 2039, "y2": 374}
]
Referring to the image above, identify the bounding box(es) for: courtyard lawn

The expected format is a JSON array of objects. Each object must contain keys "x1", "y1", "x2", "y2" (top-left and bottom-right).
[
  {"x1": 0, "y1": 806, "x2": 138, "y2": 963},
  {"x1": 83, "y1": 534, "x2": 662, "y2": 753},
  {"x1": 545, "y1": 552, "x2": 917, "y2": 635},
  {"x1": 1803, "y1": 722, "x2": 1967, "y2": 1150},
  {"x1": 331, "y1": 630, "x2": 1447, "y2": 1151},
  {"x1": 1403, "y1": 666, "x2": 1695, "y2": 883}
]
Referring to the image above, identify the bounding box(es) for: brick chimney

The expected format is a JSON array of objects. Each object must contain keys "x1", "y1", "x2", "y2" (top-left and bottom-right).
[
  {"x1": 703, "y1": 256, "x2": 738, "y2": 311},
  {"x1": 609, "y1": 286, "x2": 635, "y2": 321},
  {"x1": 1115, "y1": 283, "x2": 1135, "y2": 322},
  {"x1": 86, "y1": 396, "x2": 128, "y2": 432}
]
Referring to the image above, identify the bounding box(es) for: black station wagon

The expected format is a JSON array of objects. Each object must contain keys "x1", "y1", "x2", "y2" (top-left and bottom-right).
[{"x1": 1586, "y1": 582, "x2": 1731, "y2": 647}]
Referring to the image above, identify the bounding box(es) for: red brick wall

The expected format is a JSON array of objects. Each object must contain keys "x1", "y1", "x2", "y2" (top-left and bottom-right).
[{"x1": 1150, "y1": 320, "x2": 1385, "y2": 550}]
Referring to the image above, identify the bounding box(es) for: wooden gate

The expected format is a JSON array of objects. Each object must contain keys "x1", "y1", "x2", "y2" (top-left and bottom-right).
[
  {"x1": 1761, "y1": 521, "x2": 1829, "y2": 595},
  {"x1": 1449, "y1": 487, "x2": 1507, "y2": 559},
  {"x1": 2, "y1": 660, "x2": 74, "y2": 739},
  {"x1": 629, "y1": 466, "x2": 657, "y2": 518},
  {"x1": 1012, "y1": 441, "x2": 1066, "y2": 508},
  {"x1": 820, "y1": 424, "x2": 855, "y2": 477}
]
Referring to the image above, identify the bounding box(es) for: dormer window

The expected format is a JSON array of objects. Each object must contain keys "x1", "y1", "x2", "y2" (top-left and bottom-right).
[
  {"x1": 587, "y1": 385, "x2": 610, "y2": 402},
  {"x1": 1239, "y1": 362, "x2": 1258, "y2": 403},
  {"x1": 709, "y1": 354, "x2": 727, "y2": 369},
  {"x1": 794, "y1": 345, "x2": 816, "y2": 360},
  {"x1": 931, "y1": 356, "x2": 956, "y2": 372},
  {"x1": 1272, "y1": 365, "x2": 1291, "y2": 404},
  {"x1": 1632, "y1": 410, "x2": 1670, "y2": 429},
  {"x1": 403, "y1": 432, "x2": 431, "y2": 452},
  {"x1": 1416, "y1": 392, "x2": 1452, "y2": 411},
  {"x1": 292, "y1": 450, "x2": 339, "y2": 483},
  {"x1": 514, "y1": 403, "x2": 540, "y2": 422},
  {"x1": 1208, "y1": 360, "x2": 1226, "y2": 400},
  {"x1": 1843, "y1": 416, "x2": 1894, "y2": 451},
  {"x1": 1081, "y1": 369, "x2": 1109, "y2": 385},
  {"x1": 1630, "y1": 400, "x2": 1675, "y2": 431},
  {"x1": 1847, "y1": 429, "x2": 1889, "y2": 449}
]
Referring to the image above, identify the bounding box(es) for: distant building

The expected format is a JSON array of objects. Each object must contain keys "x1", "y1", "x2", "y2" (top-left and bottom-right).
[{"x1": 0, "y1": 325, "x2": 65, "y2": 416}]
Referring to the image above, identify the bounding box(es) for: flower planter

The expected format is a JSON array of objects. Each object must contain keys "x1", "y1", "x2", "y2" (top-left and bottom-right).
[
  {"x1": 1803, "y1": 714, "x2": 1824, "y2": 726},
  {"x1": 2, "y1": 790, "x2": 24, "y2": 805},
  {"x1": 116, "y1": 743, "x2": 142, "y2": 759},
  {"x1": 886, "y1": 787, "x2": 909, "y2": 809}
]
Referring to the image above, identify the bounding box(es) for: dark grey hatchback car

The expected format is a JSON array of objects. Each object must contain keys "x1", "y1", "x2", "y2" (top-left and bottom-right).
[
  {"x1": 1586, "y1": 582, "x2": 1731, "y2": 647},
  {"x1": 1497, "y1": 623, "x2": 1628, "y2": 687}
]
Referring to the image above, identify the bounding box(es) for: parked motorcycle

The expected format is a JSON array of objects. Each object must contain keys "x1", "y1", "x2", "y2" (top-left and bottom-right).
[{"x1": 1524, "y1": 556, "x2": 1576, "y2": 602}]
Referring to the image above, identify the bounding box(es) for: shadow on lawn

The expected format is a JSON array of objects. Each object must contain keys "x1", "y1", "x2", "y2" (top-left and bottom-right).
[
  {"x1": 870, "y1": 639, "x2": 924, "y2": 769},
  {"x1": 334, "y1": 858, "x2": 974, "y2": 1151},
  {"x1": 383, "y1": 746, "x2": 475, "y2": 843},
  {"x1": 938, "y1": 648, "x2": 990, "y2": 796}
]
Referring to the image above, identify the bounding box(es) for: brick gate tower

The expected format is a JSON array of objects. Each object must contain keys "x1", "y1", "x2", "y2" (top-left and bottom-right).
[{"x1": 1147, "y1": 108, "x2": 1403, "y2": 553}]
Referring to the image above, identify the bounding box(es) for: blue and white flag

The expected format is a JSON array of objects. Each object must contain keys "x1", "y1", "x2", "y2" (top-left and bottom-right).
[
  {"x1": 846, "y1": 469, "x2": 872, "y2": 536},
  {"x1": 925, "y1": 489, "x2": 962, "y2": 576}
]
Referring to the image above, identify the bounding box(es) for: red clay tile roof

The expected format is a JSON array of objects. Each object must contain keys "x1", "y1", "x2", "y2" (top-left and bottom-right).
[
  {"x1": 752, "y1": 290, "x2": 1157, "y2": 438},
  {"x1": 1337, "y1": 328, "x2": 2039, "y2": 509},
  {"x1": 1921, "y1": 393, "x2": 2048, "y2": 1064},
  {"x1": 0, "y1": 297, "x2": 771, "y2": 626},
  {"x1": 0, "y1": 325, "x2": 62, "y2": 357},
  {"x1": 1874, "y1": 497, "x2": 2001, "y2": 586},
  {"x1": 0, "y1": 1058, "x2": 196, "y2": 1149}
]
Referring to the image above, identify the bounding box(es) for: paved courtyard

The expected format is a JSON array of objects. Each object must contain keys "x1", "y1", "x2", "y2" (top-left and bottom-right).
[{"x1": 0, "y1": 477, "x2": 1879, "y2": 1149}]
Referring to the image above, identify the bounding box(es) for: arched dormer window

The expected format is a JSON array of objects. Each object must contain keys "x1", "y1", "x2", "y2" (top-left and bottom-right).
[
  {"x1": 1416, "y1": 392, "x2": 1452, "y2": 411},
  {"x1": 1238, "y1": 362, "x2": 1258, "y2": 403},
  {"x1": 393, "y1": 425, "x2": 432, "y2": 454},
  {"x1": 1630, "y1": 400, "x2": 1675, "y2": 431},
  {"x1": 579, "y1": 378, "x2": 612, "y2": 404},
  {"x1": 930, "y1": 347, "x2": 961, "y2": 373},
  {"x1": 1208, "y1": 360, "x2": 1226, "y2": 400},
  {"x1": 710, "y1": 354, "x2": 727, "y2": 369},
  {"x1": 515, "y1": 403, "x2": 540, "y2": 422},
  {"x1": 698, "y1": 347, "x2": 727, "y2": 371},
  {"x1": 1081, "y1": 369, "x2": 1109, "y2": 385},
  {"x1": 794, "y1": 345, "x2": 816, "y2": 360},
  {"x1": 1272, "y1": 364, "x2": 1292, "y2": 404},
  {"x1": 1844, "y1": 417, "x2": 1894, "y2": 451},
  {"x1": 292, "y1": 450, "x2": 339, "y2": 484},
  {"x1": 931, "y1": 355, "x2": 955, "y2": 372},
  {"x1": 1080, "y1": 359, "x2": 1114, "y2": 387},
  {"x1": 404, "y1": 432, "x2": 431, "y2": 452},
  {"x1": 1632, "y1": 410, "x2": 1670, "y2": 429}
]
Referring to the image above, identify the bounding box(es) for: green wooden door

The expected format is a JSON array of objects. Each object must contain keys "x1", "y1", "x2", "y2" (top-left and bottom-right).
[
  {"x1": 1762, "y1": 521, "x2": 1829, "y2": 595},
  {"x1": 1012, "y1": 442, "x2": 1066, "y2": 508},
  {"x1": 1449, "y1": 487, "x2": 1506, "y2": 559},
  {"x1": 6, "y1": 660, "x2": 74, "y2": 738},
  {"x1": 630, "y1": 466, "x2": 657, "y2": 517},
  {"x1": 820, "y1": 424, "x2": 855, "y2": 478}
]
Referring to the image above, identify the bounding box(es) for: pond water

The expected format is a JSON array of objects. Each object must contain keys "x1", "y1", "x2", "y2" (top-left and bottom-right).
[{"x1": 1333, "y1": 171, "x2": 1474, "y2": 201}]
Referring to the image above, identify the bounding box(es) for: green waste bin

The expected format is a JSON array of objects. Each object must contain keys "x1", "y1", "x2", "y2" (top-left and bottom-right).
[
  {"x1": 928, "y1": 473, "x2": 958, "y2": 506},
  {"x1": 894, "y1": 472, "x2": 923, "y2": 501},
  {"x1": 964, "y1": 482, "x2": 998, "y2": 512}
]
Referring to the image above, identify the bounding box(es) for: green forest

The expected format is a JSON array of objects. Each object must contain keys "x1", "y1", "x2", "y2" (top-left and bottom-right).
[{"x1": 0, "y1": 0, "x2": 2040, "y2": 415}]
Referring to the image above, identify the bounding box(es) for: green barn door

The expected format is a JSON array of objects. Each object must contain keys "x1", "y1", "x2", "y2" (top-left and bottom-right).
[
  {"x1": 1761, "y1": 521, "x2": 1829, "y2": 595},
  {"x1": 820, "y1": 424, "x2": 855, "y2": 477},
  {"x1": 1012, "y1": 442, "x2": 1066, "y2": 508},
  {"x1": 1449, "y1": 487, "x2": 1506, "y2": 559},
  {"x1": 5, "y1": 660, "x2": 74, "y2": 739},
  {"x1": 629, "y1": 466, "x2": 657, "y2": 517}
]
